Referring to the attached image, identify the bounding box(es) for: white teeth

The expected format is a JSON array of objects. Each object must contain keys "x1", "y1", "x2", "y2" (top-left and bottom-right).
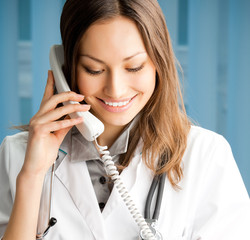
[{"x1": 104, "y1": 99, "x2": 130, "y2": 107}]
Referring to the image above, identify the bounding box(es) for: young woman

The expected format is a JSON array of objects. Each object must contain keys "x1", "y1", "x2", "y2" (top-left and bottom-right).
[{"x1": 0, "y1": 0, "x2": 250, "y2": 239}]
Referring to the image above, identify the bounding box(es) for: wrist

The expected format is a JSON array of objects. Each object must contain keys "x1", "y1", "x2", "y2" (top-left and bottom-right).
[
  {"x1": 17, "y1": 169, "x2": 45, "y2": 189},
  {"x1": 4, "y1": 169, "x2": 45, "y2": 240}
]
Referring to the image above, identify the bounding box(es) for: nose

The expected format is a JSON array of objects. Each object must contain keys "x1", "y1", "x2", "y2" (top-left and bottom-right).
[{"x1": 104, "y1": 70, "x2": 128, "y2": 99}]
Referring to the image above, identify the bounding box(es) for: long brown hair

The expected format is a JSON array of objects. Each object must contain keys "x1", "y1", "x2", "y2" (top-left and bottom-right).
[{"x1": 60, "y1": 0, "x2": 191, "y2": 188}]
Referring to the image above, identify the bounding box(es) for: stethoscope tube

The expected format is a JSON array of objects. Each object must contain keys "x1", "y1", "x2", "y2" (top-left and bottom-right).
[
  {"x1": 140, "y1": 172, "x2": 166, "y2": 240},
  {"x1": 145, "y1": 175, "x2": 159, "y2": 219},
  {"x1": 145, "y1": 172, "x2": 166, "y2": 220},
  {"x1": 36, "y1": 161, "x2": 57, "y2": 239},
  {"x1": 152, "y1": 173, "x2": 166, "y2": 220}
]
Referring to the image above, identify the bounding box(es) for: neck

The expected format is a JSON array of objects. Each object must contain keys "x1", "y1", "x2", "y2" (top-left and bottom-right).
[{"x1": 96, "y1": 123, "x2": 126, "y2": 148}]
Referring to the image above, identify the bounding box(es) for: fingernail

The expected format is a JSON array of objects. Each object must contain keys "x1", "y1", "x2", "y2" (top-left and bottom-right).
[
  {"x1": 77, "y1": 94, "x2": 85, "y2": 98},
  {"x1": 79, "y1": 103, "x2": 90, "y2": 107},
  {"x1": 84, "y1": 104, "x2": 91, "y2": 109}
]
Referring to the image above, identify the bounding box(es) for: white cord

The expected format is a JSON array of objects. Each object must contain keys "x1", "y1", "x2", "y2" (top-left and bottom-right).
[{"x1": 95, "y1": 139, "x2": 156, "y2": 240}]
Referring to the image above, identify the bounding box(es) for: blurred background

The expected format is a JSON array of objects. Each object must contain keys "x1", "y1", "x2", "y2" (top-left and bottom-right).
[{"x1": 0, "y1": 0, "x2": 249, "y2": 194}]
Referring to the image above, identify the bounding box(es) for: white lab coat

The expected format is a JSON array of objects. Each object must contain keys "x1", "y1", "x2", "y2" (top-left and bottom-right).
[{"x1": 0, "y1": 126, "x2": 250, "y2": 240}]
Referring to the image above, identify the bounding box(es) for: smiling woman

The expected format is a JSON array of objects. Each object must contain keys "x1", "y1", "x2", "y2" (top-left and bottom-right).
[
  {"x1": 0, "y1": 0, "x2": 250, "y2": 239},
  {"x1": 61, "y1": 0, "x2": 190, "y2": 182}
]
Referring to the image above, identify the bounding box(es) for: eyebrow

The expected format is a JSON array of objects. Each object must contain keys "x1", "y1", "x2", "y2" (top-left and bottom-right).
[{"x1": 79, "y1": 51, "x2": 147, "y2": 64}]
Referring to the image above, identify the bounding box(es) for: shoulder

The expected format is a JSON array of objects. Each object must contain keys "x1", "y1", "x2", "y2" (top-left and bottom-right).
[
  {"x1": 182, "y1": 128, "x2": 250, "y2": 236},
  {"x1": 181, "y1": 125, "x2": 249, "y2": 198},
  {"x1": 1, "y1": 131, "x2": 29, "y2": 152},
  {"x1": 187, "y1": 125, "x2": 231, "y2": 155},
  {"x1": 183, "y1": 125, "x2": 234, "y2": 171},
  {"x1": 2, "y1": 131, "x2": 29, "y2": 144},
  {"x1": 0, "y1": 131, "x2": 28, "y2": 172},
  {"x1": 188, "y1": 125, "x2": 227, "y2": 145}
]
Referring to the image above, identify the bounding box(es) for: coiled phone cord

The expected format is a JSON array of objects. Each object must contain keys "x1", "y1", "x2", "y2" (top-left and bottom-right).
[{"x1": 95, "y1": 139, "x2": 156, "y2": 240}]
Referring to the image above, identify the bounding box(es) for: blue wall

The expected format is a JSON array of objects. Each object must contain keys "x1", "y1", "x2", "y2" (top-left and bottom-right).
[
  {"x1": 31, "y1": 1, "x2": 63, "y2": 113},
  {"x1": 227, "y1": 0, "x2": 250, "y2": 192},
  {"x1": 0, "y1": 0, "x2": 249, "y2": 194},
  {"x1": 187, "y1": 0, "x2": 250, "y2": 193},
  {"x1": 159, "y1": 0, "x2": 250, "y2": 193},
  {"x1": 0, "y1": 1, "x2": 20, "y2": 138}
]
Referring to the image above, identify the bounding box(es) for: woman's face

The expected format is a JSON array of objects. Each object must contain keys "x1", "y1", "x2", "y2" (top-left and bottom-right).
[{"x1": 76, "y1": 16, "x2": 156, "y2": 129}]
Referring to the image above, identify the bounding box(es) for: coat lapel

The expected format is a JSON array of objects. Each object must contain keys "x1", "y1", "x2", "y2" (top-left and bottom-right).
[
  {"x1": 55, "y1": 135, "x2": 107, "y2": 240},
  {"x1": 102, "y1": 139, "x2": 151, "y2": 220},
  {"x1": 102, "y1": 140, "x2": 155, "y2": 238}
]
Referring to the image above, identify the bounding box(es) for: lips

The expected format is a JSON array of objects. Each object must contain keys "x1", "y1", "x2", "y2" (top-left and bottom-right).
[{"x1": 97, "y1": 95, "x2": 137, "y2": 113}]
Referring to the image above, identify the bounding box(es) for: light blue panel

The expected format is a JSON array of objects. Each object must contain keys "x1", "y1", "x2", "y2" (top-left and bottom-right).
[
  {"x1": 216, "y1": 0, "x2": 229, "y2": 137},
  {"x1": 31, "y1": 0, "x2": 64, "y2": 114},
  {"x1": 0, "y1": 0, "x2": 20, "y2": 142},
  {"x1": 187, "y1": 0, "x2": 219, "y2": 131},
  {"x1": 158, "y1": 0, "x2": 178, "y2": 49},
  {"x1": 178, "y1": 0, "x2": 188, "y2": 46},
  {"x1": 227, "y1": 0, "x2": 250, "y2": 192},
  {"x1": 20, "y1": 97, "x2": 32, "y2": 124},
  {"x1": 18, "y1": 0, "x2": 31, "y2": 40}
]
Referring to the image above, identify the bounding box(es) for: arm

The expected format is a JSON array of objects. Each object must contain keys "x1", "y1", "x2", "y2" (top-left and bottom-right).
[
  {"x1": 3, "y1": 171, "x2": 45, "y2": 239},
  {"x1": 2, "y1": 71, "x2": 90, "y2": 240},
  {"x1": 192, "y1": 135, "x2": 250, "y2": 239}
]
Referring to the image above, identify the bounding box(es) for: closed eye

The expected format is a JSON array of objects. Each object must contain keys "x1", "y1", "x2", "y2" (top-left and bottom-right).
[
  {"x1": 126, "y1": 65, "x2": 144, "y2": 73},
  {"x1": 84, "y1": 67, "x2": 104, "y2": 75}
]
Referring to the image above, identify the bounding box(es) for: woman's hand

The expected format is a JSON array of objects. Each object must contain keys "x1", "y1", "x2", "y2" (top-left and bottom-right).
[
  {"x1": 3, "y1": 71, "x2": 89, "y2": 240},
  {"x1": 20, "y1": 70, "x2": 90, "y2": 177}
]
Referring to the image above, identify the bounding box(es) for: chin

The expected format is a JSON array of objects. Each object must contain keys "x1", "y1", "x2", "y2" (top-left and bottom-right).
[{"x1": 102, "y1": 116, "x2": 135, "y2": 128}]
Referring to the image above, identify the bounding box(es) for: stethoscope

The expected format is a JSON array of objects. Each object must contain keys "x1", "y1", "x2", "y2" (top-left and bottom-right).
[
  {"x1": 140, "y1": 172, "x2": 166, "y2": 240},
  {"x1": 36, "y1": 153, "x2": 166, "y2": 240},
  {"x1": 36, "y1": 161, "x2": 57, "y2": 240}
]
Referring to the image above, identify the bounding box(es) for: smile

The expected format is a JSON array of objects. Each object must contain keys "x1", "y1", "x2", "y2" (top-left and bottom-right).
[
  {"x1": 104, "y1": 99, "x2": 131, "y2": 107},
  {"x1": 97, "y1": 95, "x2": 137, "y2": 113}
]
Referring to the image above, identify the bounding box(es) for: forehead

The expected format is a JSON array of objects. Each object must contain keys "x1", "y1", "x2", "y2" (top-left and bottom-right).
[{"x1": 78, "y1": 16, "x2": 146, "y2": 59}]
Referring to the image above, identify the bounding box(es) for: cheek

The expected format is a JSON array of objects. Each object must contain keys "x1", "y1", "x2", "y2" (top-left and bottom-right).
[
  {"x1": 77, "y1": 81, "x2": 91, "y2": 96},
  {"x1": 77, "y1": 74, "x2": 99, "y2": 97},
  {"x1": 135, "y1": 70, "x2": 156, "y2": 95}
]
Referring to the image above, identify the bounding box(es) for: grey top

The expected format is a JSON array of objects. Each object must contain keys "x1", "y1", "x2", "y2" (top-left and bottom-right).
[{"x1": 71, "y1": 119, "x2": 137, "y2": 211}]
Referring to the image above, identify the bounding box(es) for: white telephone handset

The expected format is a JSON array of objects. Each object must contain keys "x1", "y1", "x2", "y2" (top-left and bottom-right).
[{"x1": 49, "y1": 44, "x2": 104, "y2": 141}]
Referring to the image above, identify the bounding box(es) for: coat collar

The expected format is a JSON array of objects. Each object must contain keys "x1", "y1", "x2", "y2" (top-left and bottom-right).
[{"x1": 62, "y1": 116, "x2": 138, "y2": 163}]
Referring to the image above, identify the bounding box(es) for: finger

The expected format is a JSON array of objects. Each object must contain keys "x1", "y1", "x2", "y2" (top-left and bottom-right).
[
  {"x1": 54, "y1": 125, "x2": 73, "y2": 143},
  {"x1": 43, "y1": 116, "x2": 84, "y2": 133},
  {"x1": 36, "y1": 103, "x2": 91, "y2": 125},
  {"x1": 39, "y1": 91, "x2": 85, "y2": 116},
  {"x1": 53, "y1": 116, "x2": 73, "y2": 141},
  {"x1": 41, "y1": 70, "x2": 55, "y2": 104},
  {"x1": 53, "y1": 117, "x2": 84, "y2": 142}
]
